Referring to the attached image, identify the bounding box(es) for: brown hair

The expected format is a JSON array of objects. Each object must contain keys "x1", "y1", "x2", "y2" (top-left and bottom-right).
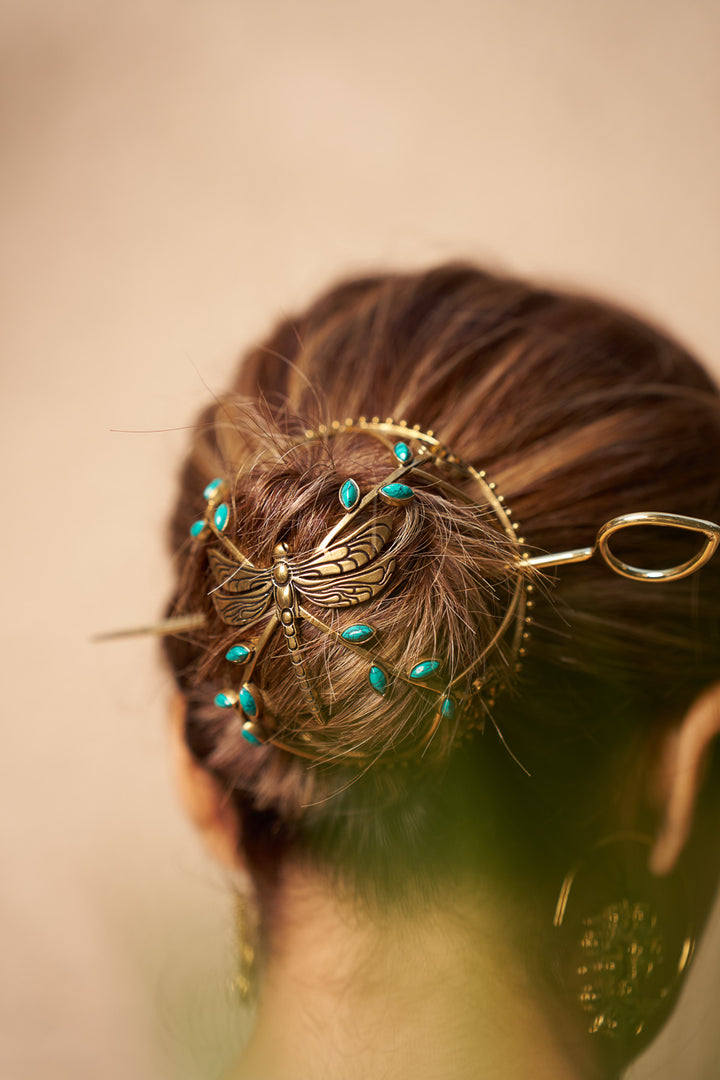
[{"x1": 164, "y1": 264, "x2": 720, "y2": 897}]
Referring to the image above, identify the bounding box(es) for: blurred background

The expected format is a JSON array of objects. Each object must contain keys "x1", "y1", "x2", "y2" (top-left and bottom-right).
[{"x1": 1, "y1": 1, "x2": 719, "y2": 1077}]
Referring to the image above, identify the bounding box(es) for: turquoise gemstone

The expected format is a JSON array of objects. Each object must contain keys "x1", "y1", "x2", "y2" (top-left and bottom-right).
[
  {"x1": 226, "y1": 645, "x2": 251, "y2": 663},
  {"x1": 214, "y1": 691, "x2": 236, "y2": 709},
  {"x1": 393, "y1": 441, "x2": 413, "y2": 464},
  {"x1": 441, "y1": 696, "x2": 456, "y2": 719},
  {"x1": 340, "y1": 624, "x2": 375, "y2": 644},
  {"x1": 368, "y1": 665, "x2": 388, "y2": 695},
  {"x1": 380, "y1": 482, "x2": 414, "y2": 503},
  {"x1": 190, "y1": 519, "x2": 206, "y2": 538},
  {"x1": 203, "y1": 477, "x2": 224, "y2": 500},
  {"x1": 239, "y1": 685, "x2": 258, "y2": 717},
  {"x1": 214, "y1": 502, "x2": 230, "y2": 531},
  {"x1": 340, "y1": 478, "x2": 360, "y2": 510},
  {"x1": 241, "y1": 723, "x2": 262, "y2": 746},
  {"x1": 409, "y1": 659, "x2": 441, "y2": 680}
]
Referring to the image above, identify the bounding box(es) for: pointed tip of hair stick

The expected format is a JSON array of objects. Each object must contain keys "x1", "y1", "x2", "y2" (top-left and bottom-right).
[{"x1": 92, "y1": 613, "x2": 206, "y2": 642}]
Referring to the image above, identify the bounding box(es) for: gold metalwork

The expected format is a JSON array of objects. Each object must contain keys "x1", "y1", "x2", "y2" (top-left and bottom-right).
[
  {"x1": 553, "y1": 834, "x2": 695, "y2": 1040},
  {"x1": 526, "y1": 511, "x2": 720, "y2": 582},
  {"x1": 195, "y1": 418, "x2": 528, "y2": 758},
  {"x1": 231, "y1": 895, "x2": 258, "y2": 1004},
  {"x1": 92, "y1": 612, "x2": 206, "y2": 642},
  {"x1": 207, "y1": 516, "x2": 399, "y2": 722},
  {"x1": 96, "y1": 418, "x2": 720, "y2": 765}
]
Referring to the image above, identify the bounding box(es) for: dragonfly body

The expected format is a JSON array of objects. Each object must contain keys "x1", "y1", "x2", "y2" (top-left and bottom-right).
[
  {"x1": 271, "y1": 542, "x2": 297, "y2": 643},
  {"x1": 270, "y1": 542, "x2": 319, "y2": 714}
]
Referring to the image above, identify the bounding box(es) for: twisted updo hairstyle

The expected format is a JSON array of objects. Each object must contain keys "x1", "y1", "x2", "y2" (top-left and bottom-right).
[{"x1": 164, "y1": 265, "x2": 720, "y2": 897}]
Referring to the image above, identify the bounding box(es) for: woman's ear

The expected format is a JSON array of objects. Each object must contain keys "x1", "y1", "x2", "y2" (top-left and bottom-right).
[
  {"x1": 168, "y1": 692, "x2": 242, "y2": 870},
  {"x1": 649, "y1": 681, "x2": 720, "y2": 876}
]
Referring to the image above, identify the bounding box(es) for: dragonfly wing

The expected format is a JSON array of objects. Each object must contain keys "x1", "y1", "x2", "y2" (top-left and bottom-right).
[
  {"x1": 212, "y1": 589, "x2": 273, "y2": 627},
  {"x1": 208, "y1": 548, "x2": 264, "y2": 595},
  {"x1": 207, "y1": 548, "x2": 273, "y2": 627},
  {"x1": 293, "y1": 515, "x2": 394, "y2": 583},
  {"x1": 298, "y1": 554, "x2": 397, "y2": 608}
]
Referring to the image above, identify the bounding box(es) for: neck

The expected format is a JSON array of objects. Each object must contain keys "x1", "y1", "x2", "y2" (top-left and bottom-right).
[{"x1": 230, "y1": 866, "x2": 603, "y2": 1080}]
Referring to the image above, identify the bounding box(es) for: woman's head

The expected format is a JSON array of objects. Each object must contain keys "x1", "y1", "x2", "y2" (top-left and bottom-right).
[{"x1": 163, "y1": 264, "x2": 720, "y2": 919}]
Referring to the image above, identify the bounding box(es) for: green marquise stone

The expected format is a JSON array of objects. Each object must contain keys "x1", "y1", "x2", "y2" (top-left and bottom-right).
[
  {"x1": 214, "y1": 691, "x2": 236, "y2": 709},
  {"x1": 203, "y1": 477, "x2": 224, "y2": 500},
  {"x1": 368, "y1": 665, "x2": 388, "y2": 695},
  {"x1": 441, "y1": 696, "x2": 456, "y2": 719},
  {"x1": 239, "y1": 685, "x2": 258, "y2": 717},
  {"x1": 340, "y1": 478, "x2": 360, "y2": 510},
  {"x1": 190, "y1": 519, "x2": 206, "y2": 538},
  {"x1": 226, "y1": 645, "x2": 251, "y2": 663},
  {"x1": 380, "y1": 482, "x2": 414, "y2": 502},
  {"x1": 241, "y1": 723, "x2": 262, "y2": 746},
  {"x1": 341, "y1": 624, "x2": 375, "y2": 644},
  {"x1": 409, "y1": 659, "x2": 441, "y2": 680},
  {"x1": 393, "y1": 441, "x2": 413, "y2": 464},
  {"x1": 214, "y1": 502, "x2": 230, "y2": 531}
]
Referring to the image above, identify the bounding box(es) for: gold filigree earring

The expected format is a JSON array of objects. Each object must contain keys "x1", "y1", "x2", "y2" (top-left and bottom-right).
[
  {"x1": 553, "y1": 833, "x2": 695, "y2": 1042},
  {"x1": 230, "y1": 893, "x2": 258, "y2": 1004}
]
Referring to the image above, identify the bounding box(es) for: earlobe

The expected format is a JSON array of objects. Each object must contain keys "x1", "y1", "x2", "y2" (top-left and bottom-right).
[
  {"x1": 168, "y1": 692, "x2": 243, "y2": 870},
  {"x1": 649, "y1": 681, "x2": 720, "y2": 876}
]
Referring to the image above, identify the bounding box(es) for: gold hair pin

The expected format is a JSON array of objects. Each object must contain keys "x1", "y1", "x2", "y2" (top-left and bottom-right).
[
  {"x1": 98, "y1": 418, "x2": 720, "y2": 761},
  {"x1": 181, "y1": 419, "x2": 527, "y2": 757}
]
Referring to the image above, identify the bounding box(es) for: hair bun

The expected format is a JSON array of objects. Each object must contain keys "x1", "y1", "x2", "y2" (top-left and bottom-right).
[{"x1": 172, "y1": 414, "x2": 530, "y2": 770}]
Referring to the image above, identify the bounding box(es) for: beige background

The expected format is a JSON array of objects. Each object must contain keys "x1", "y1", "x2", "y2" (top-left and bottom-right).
[{"x1": 1, "y1": 1, "x2": 719, "y2": 1077}]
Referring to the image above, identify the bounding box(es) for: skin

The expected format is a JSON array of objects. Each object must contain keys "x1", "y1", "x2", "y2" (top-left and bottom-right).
[{"x1": 169, "y1": 686, "x2": 720, "y2": 1080}]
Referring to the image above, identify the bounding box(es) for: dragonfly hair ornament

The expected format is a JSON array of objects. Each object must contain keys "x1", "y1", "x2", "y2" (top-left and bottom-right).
[
  {"x1": 97, "y1": 417, "x2": 720, "y2": 765},
  {"x1": 179, "y1": 418, "x2": 529, "y2": 760}
]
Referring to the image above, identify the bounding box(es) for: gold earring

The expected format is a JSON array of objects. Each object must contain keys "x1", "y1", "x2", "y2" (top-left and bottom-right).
[
  {"x1": 231, "y1": 894, "x2": 258, "y2": 1004},
  {"x1": 553, "y1": 833, "x2": 694, "y2": 1041}
]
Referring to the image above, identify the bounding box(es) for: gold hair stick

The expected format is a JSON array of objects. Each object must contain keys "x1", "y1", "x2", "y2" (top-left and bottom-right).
[
  {"x1": 525, "y1": 547, "x2": 594, "y2": 570},
  {"x1": 93, "y1": 613, "x2": 206, "y2": 642}
]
